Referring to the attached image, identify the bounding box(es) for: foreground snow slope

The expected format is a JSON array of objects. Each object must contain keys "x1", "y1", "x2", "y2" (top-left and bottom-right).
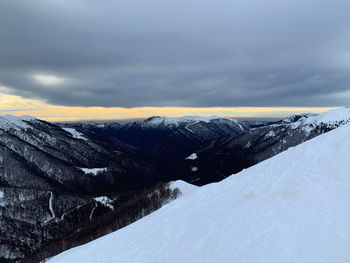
[
  {"x1": 49, "y1": 124, "x2": 350, "y2": 263},
  {"x1": 294, "y1": 107, "x2": 350, "y2": 127},
  {"x1": 170, "y1": 180, "x2": 199, "y2": 196}
]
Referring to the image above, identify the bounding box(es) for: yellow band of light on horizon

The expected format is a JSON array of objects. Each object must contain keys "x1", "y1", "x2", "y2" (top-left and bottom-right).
[{"x1": 0, "y1": 92, "x2": 336, "y2": 122}]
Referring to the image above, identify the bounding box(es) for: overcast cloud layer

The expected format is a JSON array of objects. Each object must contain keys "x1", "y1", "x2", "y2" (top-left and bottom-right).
[{"x1": 0, "y1": 0, "x2": 350, "y2": 107}]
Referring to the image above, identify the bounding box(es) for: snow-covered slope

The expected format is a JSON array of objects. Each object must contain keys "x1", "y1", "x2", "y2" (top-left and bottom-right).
[
  {"x1": 170, "y1": 180, "x2": 198, "y2": 196},
  {"x1": 291, "y1": 107, "x2": 350, "y2": 127},
  {"x1": 190, "y1": 108, "x2": 350, "y2": 185},
  {"x1": 62, "y1": 127, "x2": 88, "y2": 140},
  {"x1": 303, "y1": 107, "x2": 350, "y2": 125},
  {"x1": 48, "y1": 123, "x2": 350, "y2": 263},
  {"x1": 0, "y1": 114, "x2": 36, "y2": 130}
]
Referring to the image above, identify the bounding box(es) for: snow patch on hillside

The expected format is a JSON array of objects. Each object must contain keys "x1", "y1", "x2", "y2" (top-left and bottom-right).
[
  {"x1": 233, "y1": 119, "x2": 244, "y2": 131},
  {"x1": 62, "y1": 128, "x2": 87, "y2": 140},
  {"x1": 48, "y1": 123, "x2": 350, "y2": 263},
  {"x1": 185, "y1": 153, "x2": 197, "y2": 160},
  {"x1": 244, "y1": 140, "x2": 251, "y2": 149},
  {"x1": 80, "y1": 168, "x2": 107, "y2": 176},
  {"x1": 191, "y1": 167, "x2": 198, "y2": 172},
  {"x1": 265, "y1": 130, "x2": 276, "y2": 138},
  {"x1": 44, "y1": 192, "x2": 56, "y2": 223},
  {"x1": 0, "y1": 190, "x2": 4, "y2": 206},
  {"x1": 0, "y1": 200, "x2": 4, "y2": 207},
  {"x1": 94, "y1": 196, "x2": 114, "y2": 210}
]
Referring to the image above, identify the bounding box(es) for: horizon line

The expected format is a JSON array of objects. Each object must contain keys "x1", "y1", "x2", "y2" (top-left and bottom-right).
[{"x1": 0, "y1": 92, "x2": 339, "y2": 122}]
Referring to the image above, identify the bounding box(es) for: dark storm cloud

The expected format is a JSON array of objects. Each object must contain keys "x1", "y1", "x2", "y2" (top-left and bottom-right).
[{"x1": 0, "y1": 0, "x2": 350, "y2": 107}]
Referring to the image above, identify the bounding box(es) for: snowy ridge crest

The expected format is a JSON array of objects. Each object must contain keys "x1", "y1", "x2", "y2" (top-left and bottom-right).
[
  {"x1": 141, "y1": 116, "x2": 241, "y2": 128},
  {"x1": 290, "y1": 108, "x2": 350, "y2": 130},
  {"x1": 0, "y1": 114, "x2": 36, "y2": 130},
  {"x1": 302, "y1": 108, "x2": 350, "y2": 125}
]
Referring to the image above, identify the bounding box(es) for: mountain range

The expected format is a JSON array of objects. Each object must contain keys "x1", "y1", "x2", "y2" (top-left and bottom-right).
[
  {"x1": 1, "y1": 108, "x2": 350, "y2": 261},
  {"x1": 47, "y1": 111, "x2": 350, "y2": 263}
]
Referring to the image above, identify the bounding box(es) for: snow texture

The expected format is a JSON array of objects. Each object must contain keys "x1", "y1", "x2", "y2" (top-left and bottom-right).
[
  {"x1": 0, "y1": 115, "x2": 35, "y2": 130},
  {"x1": 265, "y1": 130, "x2": 276, "y2": 138},
  {"x1": 89, "y1": 203, "x2": 98, "y2": 220},
  {"x1": 244, "y1": 141, "x2": 251, "y2": 149},
  {"x1": 48, "y1": 123, "x2": 350, "y2": 263},
  {"x1": 233, "y1": 119, "x2": 244, "y2": 131},
  {"x1": 290, "y1": 107, "x2": 350, "y2": 129},
  {"x1": 48, "y1": 191, "x2": 55, "y2": 219},
  {"x1": 0, "y1": 190, "x2": 4, "y2": 206},
  {"x1": 94, "y1": 196, "x2": 114, "y2": 210},
  {"x1": 185, "y1": 153, "x2": 198, "y2": 160},
  {"x1": 62, "y1": 128, "x2": 87, "y2": 140},
  {"x1": 191, "y1": 167, "x2": 198, "y2": 172},
  {"x1": 169, "y1": 180, "x2": 198, "y2": 196},
  {"x1": 142, "y1": 116, "x2": 241, "y2": 128},
  {"x1": 302, "y1": 107, "x2": 350, "y2": 125},
  {"x1": 80, "y1": 167, "x2": 107, "y2": 176}
]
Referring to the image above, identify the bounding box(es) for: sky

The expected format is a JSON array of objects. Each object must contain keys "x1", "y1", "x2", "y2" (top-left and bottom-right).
[{"x1": 0, "y1": 0, "x2": 349, "y2": 121}]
